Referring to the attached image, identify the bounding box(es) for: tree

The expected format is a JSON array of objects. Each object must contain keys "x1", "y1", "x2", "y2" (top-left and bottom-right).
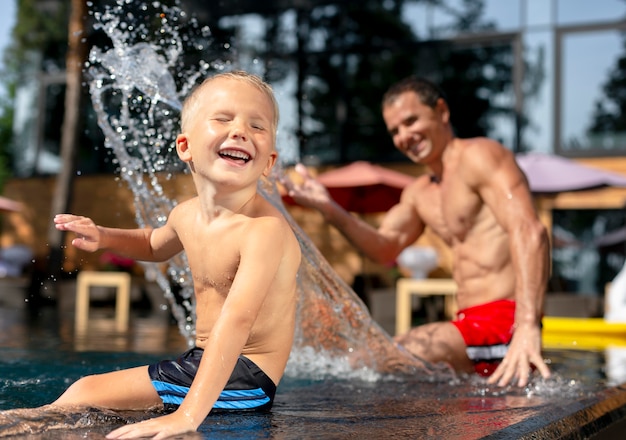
[
  {"x1": 245, "y1": 0, "x2": 528, "y2": 164},
  {"x1": 46, "y1": 0, "x2": 89, "y2": 282},
  {"x1": 588, "y1": 36, "x2": 626, "y2": 143},
  {"x1": 0, "y1": 0, "x2": 70, "y2": 189}
]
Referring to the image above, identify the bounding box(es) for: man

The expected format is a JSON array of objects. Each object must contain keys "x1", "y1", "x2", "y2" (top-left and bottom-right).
[{"x1": 283, "y1": 76, "x2": 550, "y2": 387}]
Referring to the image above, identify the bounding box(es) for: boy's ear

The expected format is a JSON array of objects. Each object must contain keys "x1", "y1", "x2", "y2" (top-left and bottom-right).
[
  {"x1": 176, "y1": 133, "x2": 192, "y2": 162},
  {"x1": 262, "y1": 151, "x2": 278, "y2": 177}
]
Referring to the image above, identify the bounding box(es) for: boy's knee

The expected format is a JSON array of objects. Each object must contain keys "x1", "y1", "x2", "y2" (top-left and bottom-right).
[{"x1": 52, "y1": 375, "x2": 96, "y2": 406}]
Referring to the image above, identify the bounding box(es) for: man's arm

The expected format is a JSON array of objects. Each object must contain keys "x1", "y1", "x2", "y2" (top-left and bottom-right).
[
  {"x1": 463, "y1": 140, "x2": 550, "y2": 387},
  {"x1": 283, "y1": 164, "x2": 424, "y2": 264}
]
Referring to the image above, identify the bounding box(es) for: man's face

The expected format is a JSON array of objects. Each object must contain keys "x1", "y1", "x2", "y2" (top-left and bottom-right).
[
  {"x1": 382, "y1": 91, "x2": 447, "y2": 164},
  {"x1": 177, "y1": 77, "x2": 278, "y2": 188}
]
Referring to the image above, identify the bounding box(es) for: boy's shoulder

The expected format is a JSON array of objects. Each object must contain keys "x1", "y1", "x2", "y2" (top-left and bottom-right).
[
  {"x1": 168, "y1": 197, "x2": 198, "y2": 218},
  {"x1": 245, "y1": 199, "x2": 299, "y2": 246},
  {"x1": 246, "y1": 210, "x2": 291, "y2": 237}
]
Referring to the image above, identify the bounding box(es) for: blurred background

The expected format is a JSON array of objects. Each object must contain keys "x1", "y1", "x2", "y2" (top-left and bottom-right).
[{"x1": 0, "y1": 0, "x2": 625, "y2": 319}]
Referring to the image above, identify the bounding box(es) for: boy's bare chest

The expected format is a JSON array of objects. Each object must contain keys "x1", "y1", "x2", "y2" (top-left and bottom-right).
[{"x1": 178, "y1": 220, "x2": 242, "y2": 291}]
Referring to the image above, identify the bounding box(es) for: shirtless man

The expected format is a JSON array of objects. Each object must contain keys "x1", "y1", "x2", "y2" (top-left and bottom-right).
[
  {"x1": 284, "y1": 76, "x2": 550, "y2": 387},
  {"x1": 52, "y1": 71, "x2": 301, "y2": 438}
]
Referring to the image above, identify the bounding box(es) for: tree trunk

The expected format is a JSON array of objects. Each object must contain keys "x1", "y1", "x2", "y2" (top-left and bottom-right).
[{"x1": 45, "y1": 0, "x2": 88, "y2": 283}]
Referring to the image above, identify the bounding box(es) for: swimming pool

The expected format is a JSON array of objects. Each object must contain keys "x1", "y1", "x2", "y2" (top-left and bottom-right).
[{"x1": 1, "y1": 309, "x2": 625, "y2": 440}]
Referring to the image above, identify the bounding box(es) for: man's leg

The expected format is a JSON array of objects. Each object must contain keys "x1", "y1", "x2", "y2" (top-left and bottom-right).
[
  {"x1": 52, "y1": 366, "x2": 162, "y2": 410},
  {"x1": 394, "y1": 321, "x2": 474, "y2": 373}
]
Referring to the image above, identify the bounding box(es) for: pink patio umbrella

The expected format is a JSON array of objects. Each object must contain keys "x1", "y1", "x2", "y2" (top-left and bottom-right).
[
  {"x1": 315, "y1": 161, "x2": 415, "y2": 213},
  {"x1": 515, "y1": 153, "x2": 626, "y2": 250},
  {"x1": 515, "y1": 152, "x2": 626, "y2": 193}
]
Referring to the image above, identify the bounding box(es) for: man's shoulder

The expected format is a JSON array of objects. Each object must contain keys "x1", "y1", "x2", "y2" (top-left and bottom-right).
[
  {"x1": 455, "y1": 137, "x2": 513, "y2": 165},
  {"x1": 457, "y1": 136, "x2": 507, "y2": 152}
]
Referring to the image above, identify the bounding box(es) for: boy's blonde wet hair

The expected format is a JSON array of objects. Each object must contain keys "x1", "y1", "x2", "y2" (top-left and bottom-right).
[{"x1": 180, "y1": 70, "x2": 280, "y2": 142}]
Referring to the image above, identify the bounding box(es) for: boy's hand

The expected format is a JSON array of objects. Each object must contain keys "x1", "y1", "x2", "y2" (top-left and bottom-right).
[
  {"x1": 54, "y1": 214, "x2": 102, "y2": 253},
  {"x1": 106, "y1": 412, "x2": 200, "y2": 440}
]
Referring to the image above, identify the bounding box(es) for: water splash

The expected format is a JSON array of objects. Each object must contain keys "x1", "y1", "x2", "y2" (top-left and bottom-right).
[
  {"x1": 87, "y1": 0, "x2": 210, "y2": 341},
  {"x1": 86, "y1": 0, "x2": 444, "y2": 380}
]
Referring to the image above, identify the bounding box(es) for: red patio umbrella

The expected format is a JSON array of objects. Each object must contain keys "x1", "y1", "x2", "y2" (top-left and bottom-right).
[{"x1": 316, "y1": 161, "x2": 415, "y2": 213}]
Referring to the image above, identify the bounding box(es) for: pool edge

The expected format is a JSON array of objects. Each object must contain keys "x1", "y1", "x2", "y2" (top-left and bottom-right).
[{"x1": 481, "y1": 384, "x2": 626, "y2": 439}]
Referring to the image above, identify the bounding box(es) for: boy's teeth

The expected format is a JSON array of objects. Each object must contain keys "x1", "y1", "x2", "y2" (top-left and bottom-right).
[{"x1": 220, "y1": 150, "x2": 250, "y2": 162}]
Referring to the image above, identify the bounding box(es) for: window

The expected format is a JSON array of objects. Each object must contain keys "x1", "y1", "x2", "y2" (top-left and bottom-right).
[{"x1": 556, "y1": 24, "x2": 626, "y2": 156}]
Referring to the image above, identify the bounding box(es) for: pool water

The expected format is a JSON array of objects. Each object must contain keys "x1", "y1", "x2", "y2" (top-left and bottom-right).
[
  {"x1": 0, "y1": 344, "x2": 624, "y2": 439},
  {"x1": 1, "y1": 300, "x2": 625, "y2": 439}
]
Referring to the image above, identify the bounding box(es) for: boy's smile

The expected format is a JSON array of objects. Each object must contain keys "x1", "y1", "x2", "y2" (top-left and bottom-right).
[{"x1": 218, "y1": 146, "x2": 252, "y2": 165}]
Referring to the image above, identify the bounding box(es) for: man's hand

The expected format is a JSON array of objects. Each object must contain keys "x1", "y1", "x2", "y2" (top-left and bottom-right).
[
  {"x1": 488, "y1": 322, "x2": 551, "y2": 388},
  {"x1": 54, "y1": 214, "x2": 102, "y2": 253},
  {"x1": 106, "y1": 412, "x2": 200, "y2": 440},
  {"x1": 281, "y1": 163, "x2": 332, "y2": 211}
]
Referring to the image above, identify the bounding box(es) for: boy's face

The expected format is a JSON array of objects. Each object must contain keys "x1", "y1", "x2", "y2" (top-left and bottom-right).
[{"x1": 176, "y1": 77, "x2": 278, "y2": 188}]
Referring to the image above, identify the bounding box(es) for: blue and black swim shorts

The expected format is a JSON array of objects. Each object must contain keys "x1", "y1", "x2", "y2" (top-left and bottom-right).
[{"x1": 148, "y1": 347, "x2": 276, "y2": 412}]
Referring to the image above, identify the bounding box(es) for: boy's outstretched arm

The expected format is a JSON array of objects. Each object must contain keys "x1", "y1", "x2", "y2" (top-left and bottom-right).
[{"x1": 54, "y1": 213, "x2": 183, "y2": 262}]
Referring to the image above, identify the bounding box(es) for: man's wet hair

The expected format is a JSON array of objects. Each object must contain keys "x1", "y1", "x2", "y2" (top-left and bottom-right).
[{"x1": 382, "y1": 76, "x2": 448, "y2": 109}]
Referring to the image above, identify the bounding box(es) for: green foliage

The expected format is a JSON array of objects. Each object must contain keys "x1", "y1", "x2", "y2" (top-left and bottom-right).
[
  {"x1": 0, "y1": 0, "x2": 71, "y2": 185},
  {"x1": 13, "y1": 0, "x2": 70, "y2": 65},
  {"x1": 277, "y1": 0, "x2": 521, "y2": 162},
  {"x1": 0, "y1": 98, "x2": 13, "y2": 191},
  {"x1": 0, "y1": 0, "x2": 538, "y2": 179},
  {"x1": 589, "y1": 36, "x2": 626, "y2": 134},
  {"x1": 258, "y1": 0, "x2": 420, "y2": 163}
]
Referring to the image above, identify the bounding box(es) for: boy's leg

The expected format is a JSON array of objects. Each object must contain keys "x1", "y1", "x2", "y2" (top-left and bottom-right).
[{"x1": 52, "y1": 366, "x2": 162, "y2": 410}]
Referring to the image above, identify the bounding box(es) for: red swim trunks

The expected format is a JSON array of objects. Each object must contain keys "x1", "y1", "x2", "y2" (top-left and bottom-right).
[{"x1": 451, "y1": 299, "x2": 516, "y2": 377}]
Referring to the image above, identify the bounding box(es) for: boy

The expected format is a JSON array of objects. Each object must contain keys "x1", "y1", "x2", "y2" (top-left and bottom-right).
[{"x1": 53, "y1": 70, "x2": 301, "y2": 439}]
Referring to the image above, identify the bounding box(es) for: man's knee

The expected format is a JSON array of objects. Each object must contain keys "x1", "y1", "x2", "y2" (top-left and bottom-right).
[{"x1": 394, "y1": 322, "x2": 472, "y2": 369}]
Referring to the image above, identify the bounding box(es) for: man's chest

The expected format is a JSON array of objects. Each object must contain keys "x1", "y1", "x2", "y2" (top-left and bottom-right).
[{"x1": 417, "y1": 182, "x2": 483, "y2": 242}]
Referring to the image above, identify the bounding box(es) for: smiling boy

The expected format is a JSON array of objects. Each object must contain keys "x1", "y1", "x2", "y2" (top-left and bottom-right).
[{"x1": 52, "y1": 71, "x2": 301, "y2": 439}]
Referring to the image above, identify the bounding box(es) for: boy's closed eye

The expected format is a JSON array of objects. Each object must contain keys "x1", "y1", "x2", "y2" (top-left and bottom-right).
[{"x1": 211, "y1": 115, "x2": 232, "y2": 123}]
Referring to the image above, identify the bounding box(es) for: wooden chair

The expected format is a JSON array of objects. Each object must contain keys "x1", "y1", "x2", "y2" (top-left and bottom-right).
[{"x1": 75, "y1": 271, "x2": 131, "y2": 334}]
